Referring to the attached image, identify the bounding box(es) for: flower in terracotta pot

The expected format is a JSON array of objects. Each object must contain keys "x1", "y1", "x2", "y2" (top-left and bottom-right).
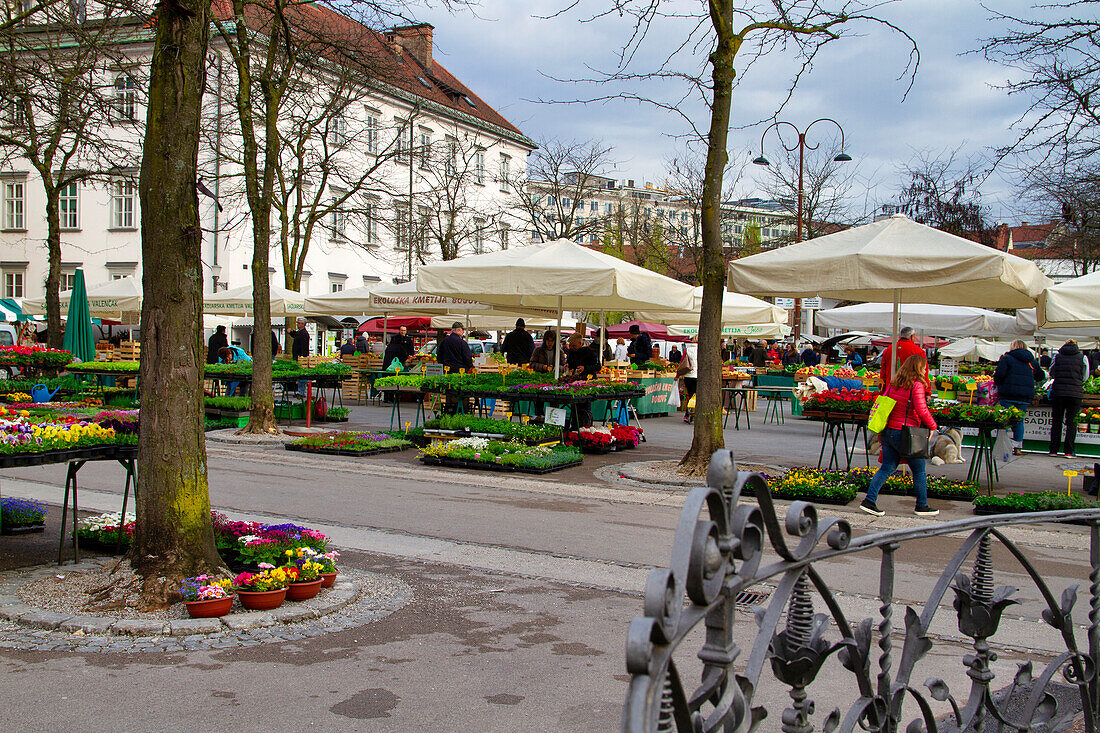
[
  {"x1": 283, "y1": 547, "x2": 325, "y2": 582},
  {"x1": 233, "y1": 566, "x2": 291, "y2": 592},
  {"x1": 179, "y1": 575, "x2": 232, "y2": 601},
  {"x1": 316, "y1": 550, "x2": 339, "y2": 574}
]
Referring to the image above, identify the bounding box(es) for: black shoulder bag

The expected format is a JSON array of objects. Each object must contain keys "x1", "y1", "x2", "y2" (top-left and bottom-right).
[{"x1": 898, "y1": 385, "x2": 933, "y2": 459}]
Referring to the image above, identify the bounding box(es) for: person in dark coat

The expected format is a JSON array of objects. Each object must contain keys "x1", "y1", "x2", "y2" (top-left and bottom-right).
[
  {"x1": 1089, "y1": 348, "x2": 1100, "y2": 377},
  {"x1": 993, "y1": 339, "x2": 1044, "y2": 453},
  {"x1": 749, "y1": 341, "x2": 768, "y2": 368},
  {"x1": 389, "y1": 325, "x2": 415, "y2": 363},
  {"x1": 248, "y1": 329, "x2": 280, "y2": 358},
  {"x1": 782, "y1": 343, "x2": 801, "y2": 368},
  {"x1": 1048, "y1": 339, "x2": 1088, "y2": 457},
  {"x1": 287, "y1": 317, "x2": 310, "y2": 359},
  {"x1": 1039, "y1": 348, "x2": 1052, "y2": 369},
  {"x1": 565, "y1": 333, "x2": 600, "y2": 427},
  {"x1": 801, "y1": 344, "x2": 819, "y2": 368},
  {"x1": 382, "y1": 334, "x2": 408, "y2": 370},
  {"x1": 627, "y1": 324, "x2": 652, "y2": 367},
  {"x1": 207, "y1": 325, "x2": 228, "y2": 364},
  {"x1": 437, "y1": 322, "x2": 473, "y2": 374},
  {"x1": 501, "y1": 318, "x2": 535, "y2": 365},
  {"x1": 338, "y1": 337, "x2": 356, "y2": 356},
  {"x1": 528, "y1": 331, "x2": 563, "y2": 374},
  {"x1": 355, "y1": 333, "x2": 370, "y2": 354},
  {"x1": 668, "y1": 345, "x2": 682, "y2": 364}
]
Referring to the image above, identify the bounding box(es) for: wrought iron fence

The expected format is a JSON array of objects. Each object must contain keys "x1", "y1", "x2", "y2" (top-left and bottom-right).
[{"x1": 623, "y1": 450, "x2": 1100, "y2": 732}]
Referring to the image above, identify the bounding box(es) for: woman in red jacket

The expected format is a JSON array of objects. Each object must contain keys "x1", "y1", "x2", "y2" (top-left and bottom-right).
[{"x1": 860, "y1": 353, "x2": 940, "y2": 517}]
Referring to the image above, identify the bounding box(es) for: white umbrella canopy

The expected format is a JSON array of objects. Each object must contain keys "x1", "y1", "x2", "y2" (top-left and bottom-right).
[
  {"x1": 816, "y1": 302, "x2": 1021, "y2": 337},
  {"x1": 23, "y1": 276, "x2": 143, "y2": 320},
  {"x1": 636, "y1": 287, "x2": 787, "y2": 328},
  {"x1": 203, "y1": 283, "x2": 306, "y2": 317},
  {"x1": 727, "y1": 215, "x2": 1053, "y2": 308},
  {"x1": 303, "y1": 281, "x2": 495, "y2": 316},
  {"x1": 1017, "y1": 307, "x2": 1100, "y2": 340},
  {"x1": 1037, "y1": 270, "x2": 1100, "y2": 328},
  {"x1": 939, "y1": 337, "x2": 1017, "y2": 362},
  {"x1": 416, "y1": 239, "x2": 696, "y2": 312}
]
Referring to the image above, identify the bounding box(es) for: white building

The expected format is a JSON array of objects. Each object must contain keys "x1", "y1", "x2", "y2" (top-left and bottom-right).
[{"x1": 0, "y1": 13, "x2": 534, "y2": 305}]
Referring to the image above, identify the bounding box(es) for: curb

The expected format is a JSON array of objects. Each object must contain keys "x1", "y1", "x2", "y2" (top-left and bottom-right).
[{"x1": 0, "y1": 559, "x2": 363, "y2": 637}]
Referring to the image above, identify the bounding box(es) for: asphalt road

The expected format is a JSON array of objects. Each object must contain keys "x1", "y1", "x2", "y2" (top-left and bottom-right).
[{"x1": 0, "y1": 410, "x2": 1096, "y2": 730}]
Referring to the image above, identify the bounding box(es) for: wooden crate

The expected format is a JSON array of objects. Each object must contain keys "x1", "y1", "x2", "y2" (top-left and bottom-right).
[{"x1": 115, "y1": 341, "x2": 140, "y2": 360}]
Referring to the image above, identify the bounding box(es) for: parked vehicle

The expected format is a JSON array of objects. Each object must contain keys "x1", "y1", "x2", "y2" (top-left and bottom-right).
[{"x1": 417, "y1": 339, "x2": 497, "y2": 357}]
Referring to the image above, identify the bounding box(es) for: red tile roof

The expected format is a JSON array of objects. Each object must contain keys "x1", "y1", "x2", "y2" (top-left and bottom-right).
[
  {"x1": 208, "y1": 0, "x2": 529, "y2": 142},
  {"x1": 1011, "y1": 222, "x2": 1056, "y2": 246}
]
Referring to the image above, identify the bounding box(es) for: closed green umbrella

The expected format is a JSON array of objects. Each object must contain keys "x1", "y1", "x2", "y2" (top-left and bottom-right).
[{"x1": 62, "y1": 269, "x2": 95, "y2": 362}]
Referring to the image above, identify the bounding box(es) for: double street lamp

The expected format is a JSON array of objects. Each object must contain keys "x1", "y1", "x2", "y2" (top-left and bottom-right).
[{"x1": 753, "y1": 118, "x2": 851, "y2": 340}]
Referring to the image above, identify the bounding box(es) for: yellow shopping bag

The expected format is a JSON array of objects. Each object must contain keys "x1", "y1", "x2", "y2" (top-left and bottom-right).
[
  {"x1": 685, "y1": 394, "x2": 696, "y2": 410},
  {"x1": 867, "y1": 393, "x2": 896, "y2": 433}
]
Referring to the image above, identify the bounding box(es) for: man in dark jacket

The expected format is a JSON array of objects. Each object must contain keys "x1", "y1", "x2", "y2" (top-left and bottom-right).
[
  {"x1": 668, "y1": 345, "x2": 682, "y2": 364},
  {"x1": 355, "y1": 333, "x2": 370, "y2": 354},
  {"x1": 801, "y1": 344, "x2": 819, "y2": 368},
  {"x1": 207, "y1": 326, "x2": 228, "y2": 364},
  {"x1": 993, "y1": 340, "x2": 1044, "y2": 453},
  {"x1": 1049, "y1": 339, "x2": 1088, "y2": 457},
  {"x1": 749, "y1": 341, "x2": 768, "y2": 368},
  {"x1": 389, "y1": 325, "x2": 415, "y2": 363},
  {"x1": 501, "y1": 318, "x2": 535, "y2": 365},
  {"x1": 438, "y1": 322, "x2": 474, "y2": 374},
  {"x1": 1039, "y1": 348, "x2": 1052, "y2": 368},
  {"x1": 627, "y1": 324, "x2": 652, "y2": 367},
  {"x1": 287, "y1": 317, "x2": 310, "y2": 359}
]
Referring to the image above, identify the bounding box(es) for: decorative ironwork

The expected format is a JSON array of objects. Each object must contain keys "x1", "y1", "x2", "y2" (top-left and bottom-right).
[{"x1": 622, "y1": 450, "x2": 1100, "y2": 732}]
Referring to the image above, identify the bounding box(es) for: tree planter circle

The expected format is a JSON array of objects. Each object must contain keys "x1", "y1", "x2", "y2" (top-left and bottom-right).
[
  {"x1": 286, "y1": 579, "x2": 322, "y2": 601},
  {"x1": 319, "y1": 572, "x2": 338, "y2": 588},
  {"x1": 184, "y1": 595, "x2": 235, "y2": 618},
  {"x1": 236, "y1": 588, "x2": 287, "y2": 611}
]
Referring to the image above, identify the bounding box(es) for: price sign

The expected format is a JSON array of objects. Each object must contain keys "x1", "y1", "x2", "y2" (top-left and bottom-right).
[
  {"x1": 966, "y1": 383, "x2": 977, "y2": 391},
  {"x1": 544, "y1": 407, "x2": 567, "y2": 427},
  {"x1": 939, "y1": 358, "x2": 958, "y2": 378},
  {"x1": 1065, "y1": 470, "x2": 1079, "y2": 496}
]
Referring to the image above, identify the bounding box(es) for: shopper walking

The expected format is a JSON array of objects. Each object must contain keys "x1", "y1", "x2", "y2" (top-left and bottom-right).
[
  {"x1": 993, "y1": 339, "x2": 1043, "y2": 454},
  {"x1": 860, "y1": 353, "x2": 940, "y2": 517},
  {"x1": 1048, "y1": 339, "x2": 1087, "y2": 458}
]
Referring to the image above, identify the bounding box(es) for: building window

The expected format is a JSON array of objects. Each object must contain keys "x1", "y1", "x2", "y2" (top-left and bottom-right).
[
  {"x1": 590, "y1": 200, "x2": 598, "y2": 211},
  {"x1": 59, "y1": 182, "x2": 78, "y2": 229},
  {"x1": 0, "y1": 93, "x2": 24, "y2": 128},
  {"x1": 498, "y1": 154, "x2": 510, "y2": 192},
  {"x1": 499, "y1": 224, "x2": 509, "y2": 250},
  {"x1": 364, "y1": 197, "x2": 378, "y2": 244},
  {"x1": 393, "y1": 202, "x2": 409, "y2": 251},
  {"x1": 331, "y1": 203, "x2": 346, "y2": 240},
  {"x1": 444, "y1": 135, "x2": 457, "y2": 177},
  {"x1": 365, "y1": 113, "x2": 380, "y2": 154},
  {"x1": 3, "y1": 180, "x2": 24, "y2": 230},
  {"x1": 330, "y1": 115, "x2": 346, "y2": 146},
  {"x1": 473, "y1": 218, "x2": 485, "y2": 254},
  {"x1": 562, "y1": 197, "x2": 571, "y2": 208},
  {"x1": 113, "y1": 74, "x2": 137, "y2": 122},
  {"x1": 473, "y1": 150, "x2": 485, "y2": 185},
  {"x1": 395, "y1": 120, "x2": 409, "y2": 164},
  {"x1": 418, "y1": 129, "x2": 431, "y2": 169},
  {"x1": 60, "y1": 270, "x2": 77, "y2": 291},
  {"x1": 330, "y1": 281, "x2": 344, "y2": 293},
  {"x1": 604, "y1": 203, "x2": 612, "y2": 214},
  {"x1": 111, "y1": 179, "x2": 136, "y2": 228},
  {"x1": 4, "y1": 270, "x2": 23, "y2": 298}
]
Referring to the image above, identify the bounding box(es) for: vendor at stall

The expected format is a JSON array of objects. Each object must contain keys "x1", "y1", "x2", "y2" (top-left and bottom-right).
[
  {"x1": 879, "y1": 327, "x2": 924, "y2": 384},
  {"x1": 529, "y1": 330, "x2": 564, "y2": 374},
  {"x1": 565, "y1": 333, "x2": 600, "y2": 427}
]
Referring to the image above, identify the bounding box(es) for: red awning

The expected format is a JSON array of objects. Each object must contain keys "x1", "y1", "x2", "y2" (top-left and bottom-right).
[{"x1": 357, "y1": 316, "x2": 433, "y2": 333}]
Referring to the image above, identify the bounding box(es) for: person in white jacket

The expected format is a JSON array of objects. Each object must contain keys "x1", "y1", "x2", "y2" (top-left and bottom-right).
[
  {"x1": 613, "y1": 338, "x2": 630, "y2": 362},
  {"x1": 679, "y1": 340, "x2": 698, "y2": 423}
]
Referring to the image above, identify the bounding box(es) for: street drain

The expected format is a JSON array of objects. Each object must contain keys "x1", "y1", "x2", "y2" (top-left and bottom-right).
[{"x1": 734, "y1": 591, "x2": 770, "y2": 607}]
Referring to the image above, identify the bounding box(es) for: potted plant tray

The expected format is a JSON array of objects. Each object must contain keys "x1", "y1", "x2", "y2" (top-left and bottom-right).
[
  {"x1": 284, "y1": 443, "x2": 408, "y2": 457},
  {"x1": 420, "y1": 454, "x2": 582, "y2": 475},
  {"x1": 1, "y1": 521, "x2": 45, "y2": 536}
]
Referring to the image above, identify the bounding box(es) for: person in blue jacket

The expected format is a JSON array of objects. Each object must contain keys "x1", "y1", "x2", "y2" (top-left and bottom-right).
[{"x1": 993, "y1": 339, "x2": 1044, "y2": 455}]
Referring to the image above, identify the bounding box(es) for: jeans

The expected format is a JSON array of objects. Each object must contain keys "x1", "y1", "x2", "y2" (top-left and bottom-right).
[
  {"x1": 998, "y1": 398, "x2": 1030, "y2": 443},
  {"x1": 865, "y1": 428, "x2": 929, "y2": 506},
  {"x1": 1050, "y1": 395, "x2": 1083, "y2": 454}
]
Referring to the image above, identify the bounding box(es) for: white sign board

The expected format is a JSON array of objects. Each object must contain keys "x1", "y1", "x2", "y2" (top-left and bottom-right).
[
  {"x1": 544, "y1": 406, "x2": 567, "y2": 427},
  {"x1": 773, "y1": 297, "x2": 821, "y2": 309},
  {"x1": 939, "y1": 358, "x2": 958, "y2": 378}
]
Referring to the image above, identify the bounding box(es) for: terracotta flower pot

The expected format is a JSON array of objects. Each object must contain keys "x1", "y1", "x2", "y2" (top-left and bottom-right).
[
  {"x1": 236, "y1": 587, "x2": 287, "y2": 611},
  {"x1": 286, "y1": 579, "x2": 323, "y2": 601},
  {"x1": 319, "y1": 571, "x2": 338, "y2": 588},
  {"x1": 184, "y1": 594, "x2": 234, "y2": 618}
]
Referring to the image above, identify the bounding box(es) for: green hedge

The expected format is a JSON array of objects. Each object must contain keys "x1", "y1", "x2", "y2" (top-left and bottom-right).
[{"x1": 973, "y1": 492, "x2": 1100, "y2": 512}]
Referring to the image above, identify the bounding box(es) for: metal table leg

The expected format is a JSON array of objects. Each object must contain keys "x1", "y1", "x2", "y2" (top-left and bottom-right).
[
  {"x1": 59, "y1": 460, "x2": 85, "y2": 565},
  {"x1": 116, "y1": 458, "x2": 137, "y2": 556}
]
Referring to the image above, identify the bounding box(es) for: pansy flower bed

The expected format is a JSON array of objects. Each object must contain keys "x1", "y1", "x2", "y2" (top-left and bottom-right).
[
  {"x1": 422, "y1": 414, "x2": 562, "y2": 444},
  {"x1": 736, "y1": 466, "x2": 979, "y2": 505},
  {"x1": 420, "y1": 436, "x2": 582, "y2": 474},
  {"x1": 1, "y1": 496, "x2": 47, "y2": 534},
  {"x1": 0, "y1": 415, "x2": 134, "y2": 466},
  {"x1": 285, "y1": 431, "x2": 412, "y2": 457},
  {"x1": 845, "y1": 467, "x2": 978, "y2": 501}
]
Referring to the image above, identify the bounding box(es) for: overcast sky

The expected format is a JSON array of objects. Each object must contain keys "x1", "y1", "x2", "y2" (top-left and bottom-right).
[{"x1": 415, "y1": 0, "x2": 1046, "y2": 225}]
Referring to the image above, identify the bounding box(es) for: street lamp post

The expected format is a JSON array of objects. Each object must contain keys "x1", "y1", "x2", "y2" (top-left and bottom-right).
[{"x1": 753, "y1": 118, "x2": 851, "y2": 341}]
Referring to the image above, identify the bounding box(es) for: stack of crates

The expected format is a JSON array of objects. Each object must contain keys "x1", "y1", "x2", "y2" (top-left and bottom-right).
[
  {"x1": 338, "y1": 353, "x2": 366, "y2": 404},
  {"x1": 116, "y1": 340, "x2": 140, "y2": 361},
  {"x1": 95, "y1": 341, "x2": 113, "y2": 361}
]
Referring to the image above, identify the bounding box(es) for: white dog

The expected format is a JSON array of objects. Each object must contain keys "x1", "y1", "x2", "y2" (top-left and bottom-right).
[{"x1": 930, "y1": 428, "x2": 965, "y2": 466}]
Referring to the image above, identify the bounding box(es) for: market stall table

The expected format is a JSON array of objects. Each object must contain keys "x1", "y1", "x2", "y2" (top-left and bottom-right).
[
  {"x1": 941, "y1": 420, "x2": 1001, "y2": 493},
  {"x1": 804, "y1": 414, "x2": 873, "y2": 472},
  {"x1": 377, "y1": 385, "x2": 430, "y2": 430},
  {"x1": 722, "y1": 387, "x2": 755, "y2": 430},
  {"x1": 434, "y1": 387, "x2": 646, "y2": 433},
  {"x1": 0, "y1": 445, "x2": 137, "y2": 565}
]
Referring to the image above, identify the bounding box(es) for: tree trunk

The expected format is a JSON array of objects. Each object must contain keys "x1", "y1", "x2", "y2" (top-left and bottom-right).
[
  {"x1": 42, "y1": 184, "x2": 62, "y2": 349},
  {"x1": 680, "y1": 2, "x2": 738, "y2": 476},
  {"x1": 134, "y1": 0, "x2": 225, "y2": 605}
]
